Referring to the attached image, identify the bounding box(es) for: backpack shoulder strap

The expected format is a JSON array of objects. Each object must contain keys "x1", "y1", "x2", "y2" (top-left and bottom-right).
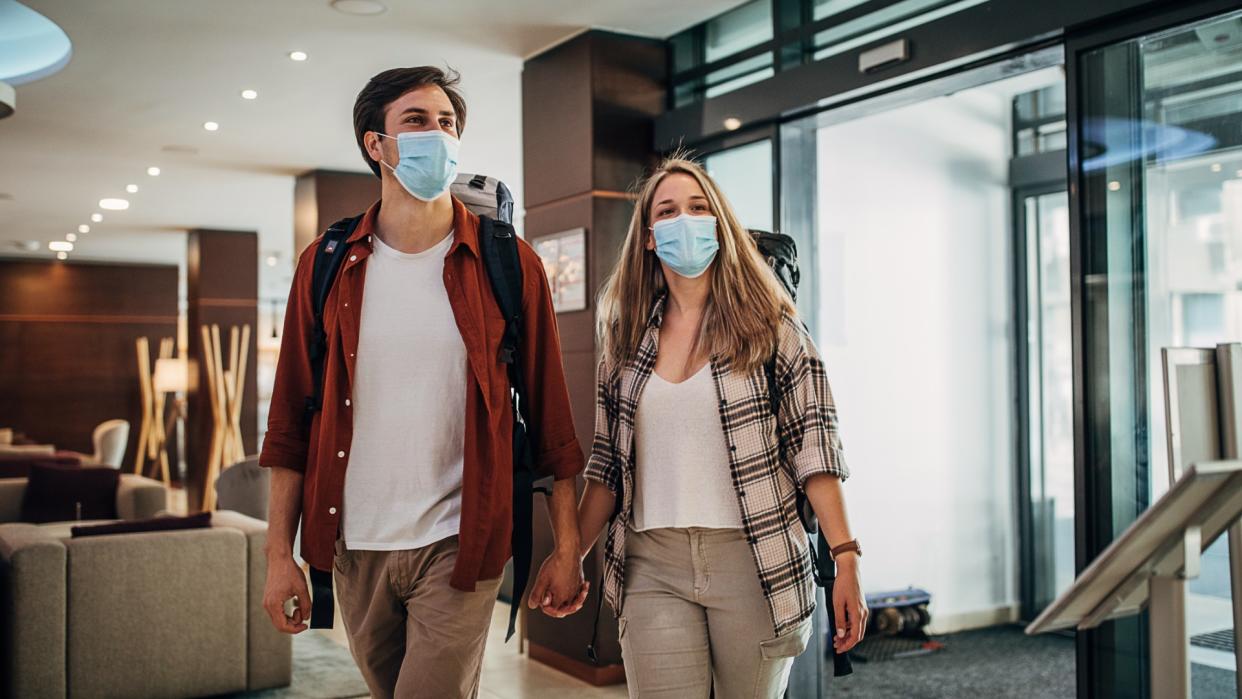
[
  {"x1": 476, "y1": 215, "x2": 540, "y2": 642},
  {"x1": 303, "y1": 215, "x2": 362, "y2": 429}
]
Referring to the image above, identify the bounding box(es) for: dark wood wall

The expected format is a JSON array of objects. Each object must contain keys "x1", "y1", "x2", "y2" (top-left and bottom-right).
[
  {"x1": 0, "y1": 259, "x2": 178, "y2": 468},
  {"x1": 294, "y1": 170, "x2": 379, "y2": 257},
  {"x1": 522, "y1": 30, "x2": 667, "y2": 681},
  {"x1": 186, "y1": 229, "x2": 258, "y2": 511}
]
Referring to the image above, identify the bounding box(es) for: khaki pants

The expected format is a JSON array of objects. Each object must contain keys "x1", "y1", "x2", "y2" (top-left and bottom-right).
[
  {"x1": 619, "y1": 527, "x2": 811, "y2": 699},
  {"x1": 333, "y1": 535, "x2": 502, "y2": 699}
]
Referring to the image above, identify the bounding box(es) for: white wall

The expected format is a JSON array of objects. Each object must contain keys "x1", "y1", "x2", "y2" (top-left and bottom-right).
[{"x1": 814, "y1": 88, "x2": 1017, "y2": 631}]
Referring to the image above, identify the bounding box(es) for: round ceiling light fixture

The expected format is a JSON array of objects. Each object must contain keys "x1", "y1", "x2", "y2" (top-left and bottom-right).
[
  {"x1": 203, "y1": 121, "x2": 219, "y2": 132},
  {"x1": 147, "y1": 166, "x2": 161, "y2": 176},
  {"x1": 66, "y1": 232, "x2": 77, "y2": 242},
  {"x1": 99, "y1": 198, "x2": 129, "y2": 211},
  {"x1": 49, "y1": 241, "x2": 73, "y2": 252},
  {"x1": 90, "y1": 213, "x2": 103, "y2": 223},
  {"x1": 331, "y1": 0, "x2": 387, "y2": 15},
  {"x1": 57, "y1": 251, "x2": 68, "y2": 260},
  {"x1": 289, "y1": 50, "x2": 308, "y2": 62},
  {"x1": 240, "y1": 89, "x2": 258, "y2": 100},
  {"x1": 78, "y1": 224, "x2": 89, "y2": 234},
  {"x1": 126, "y1": 184, "x2": 138, "y2": 193}
]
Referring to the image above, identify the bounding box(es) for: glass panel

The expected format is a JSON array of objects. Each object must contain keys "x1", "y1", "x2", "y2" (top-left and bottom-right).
[
  {"x1": 1025, "y1": 190, "x2": 1074, "y2": 612},
  {"x1": 704, "y1": 53, "x2": 775, "y2": 100},
  {"x1": 781, "y1": 62, "x2": 1073, "y2": 693},
  {"x1": 704, "y1": 140, "x2": 774, "y2": 232},
  {"x1": 704, "y1": 0, "x2": 772, "y2": 63},
  {"x1": 812, "y1": 0, "x2": 985, "y2": 61},
  {"x1": 1078, "y1": 8, "x2": 1242, "y2": 695}
]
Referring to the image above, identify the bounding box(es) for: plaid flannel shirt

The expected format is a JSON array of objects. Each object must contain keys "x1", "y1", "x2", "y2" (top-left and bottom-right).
[{"x1": 584, "y1": 295, "x2": 849, "y2": 636}]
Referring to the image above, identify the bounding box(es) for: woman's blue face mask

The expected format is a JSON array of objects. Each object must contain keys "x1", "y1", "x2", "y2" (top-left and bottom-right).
[
  {"x1": 651, "y1": 214, "x2": 719, "y2": 279},
  {"x1": 377, "y1": 130, "x2": 459, "y2": 202}
]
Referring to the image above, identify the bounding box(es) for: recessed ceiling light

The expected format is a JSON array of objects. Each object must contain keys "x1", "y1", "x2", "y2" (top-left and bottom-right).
[
  {"x1": 126, "y1": 184, "x2": 138, "y2": 193},
  {"x1": 99, "y1": 198, "x2": 129, "y2": 210},
  {"x1": 241, "y1": 89, "x2": 258, "y2": 100},
  {"x1": 49, "y1": 241, "x2": 73, "y2": 252},
  {"x1": 1210, "y1": 163, "x2": 1222, "y2": 172},
  {"x1": 78, "y1": 224, "x2": 90, "y2": 234},
  {"x1": 331, "y1": 0, "x2": 387, "y2": 15},
  {"x1": 66, "y1": 233, "x2": 77, "y2": 242},
  {"x1": 57, "y1": 251, "x2": 68, "y2": 261},
  {"x1": 265, "y1": 255, "x2": 279, "y2": 267},
  {"x1": 90, "y1": 213, "x2": 103, "y2": 222},
  {"x1": 723, "y1": 117, "x2": 742, "y2": 131},
  {"x1": 1108, "y1": 181, "x2": 1121, "y2": 192},
  {"x1": 147, "y1": 166, "x2": 161, "y2": 176},
  {"x1": 203, "y1": 121, "x2": 220, "y2": 132},
  {"x1": 289, "y1": 50, "x2": 308, "y2": 62}
]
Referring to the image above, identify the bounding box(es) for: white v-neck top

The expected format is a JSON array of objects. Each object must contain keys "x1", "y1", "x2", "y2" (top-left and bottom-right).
[{"x1": 632, "y1": 365, "x2": 743, "y2": 531}]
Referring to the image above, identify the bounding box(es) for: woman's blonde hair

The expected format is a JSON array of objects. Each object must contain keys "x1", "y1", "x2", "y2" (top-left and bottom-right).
[{"x1": 596, "y1": 154, "x2": 797, "y2": 374}]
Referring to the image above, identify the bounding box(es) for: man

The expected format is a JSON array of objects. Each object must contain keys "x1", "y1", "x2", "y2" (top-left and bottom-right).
[{"x1": 258, "y1": 66, "x2": 586, "y2": 699}]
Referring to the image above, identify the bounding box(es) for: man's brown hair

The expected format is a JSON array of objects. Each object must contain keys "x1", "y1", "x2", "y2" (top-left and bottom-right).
[{"x1": 353, "y1": 66, "x2": 467, "y2": 178}]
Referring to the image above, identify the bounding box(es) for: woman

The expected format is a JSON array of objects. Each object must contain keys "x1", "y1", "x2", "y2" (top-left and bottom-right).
[{"x1": 535, "y1": 156, "x2": 866, "y2": 698}]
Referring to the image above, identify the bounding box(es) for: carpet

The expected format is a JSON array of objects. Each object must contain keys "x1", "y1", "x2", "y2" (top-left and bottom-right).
[
  {"x1": 823, "y1": 624, "x2": 1237, "y2": 698},
  {"x1": 221, "y1": 632, "x2": 369, "y2": 699}
]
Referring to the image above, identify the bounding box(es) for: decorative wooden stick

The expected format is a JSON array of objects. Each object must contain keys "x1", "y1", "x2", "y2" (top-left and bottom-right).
[{"x1": 134, "y1": 338, "x2": 153, "y2": 474}]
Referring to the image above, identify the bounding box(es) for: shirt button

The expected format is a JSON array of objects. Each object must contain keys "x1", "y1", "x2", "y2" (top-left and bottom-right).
[
  {"x1": 344, "y1": 302, "x2": 349, "y2": 307},
  {"x1": 329, "y1": 507, "x2": 337, "y2": 515},
  {"x1": 337, "y1": 450, "x2": 345, "y2": 458},
  {"x1": 345, "y1": 399, "x2": 351, "y2": 407},
  {"x1": 349, "y1": 255, "x2": 357, "y2": 262}
]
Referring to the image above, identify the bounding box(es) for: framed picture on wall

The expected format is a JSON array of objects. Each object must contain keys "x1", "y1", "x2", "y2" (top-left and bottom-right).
[{"x1": 532, "y1": 228, "x2": 587, "y2": 313}]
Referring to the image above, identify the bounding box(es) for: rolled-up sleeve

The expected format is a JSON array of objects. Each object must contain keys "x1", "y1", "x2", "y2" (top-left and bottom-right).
[
  {"x1": 775, "y1": 317, "x2": 849, "y2": 486},
  {"x1": 258, "y1": 242, "x2": 318, "y2": 474},
  {"x1": 583, "y1": 359, "x2": 622, "y2": 493},
  {"x1": 517, "y1": 241, "x2": 585, "y2": 481}
]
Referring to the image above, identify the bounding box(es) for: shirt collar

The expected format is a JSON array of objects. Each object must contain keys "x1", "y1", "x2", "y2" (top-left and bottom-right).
[
  {"x1": 346, "y1": 196, "x2": 479, "y2": 258},
  {"x1": 646, "y1": 292, "x2": 668, "y2": 329}
]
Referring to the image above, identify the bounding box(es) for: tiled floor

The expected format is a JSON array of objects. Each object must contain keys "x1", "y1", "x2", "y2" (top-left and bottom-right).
[{"x1": 318, "y1": 598, "x2": 628, "y2": 699}]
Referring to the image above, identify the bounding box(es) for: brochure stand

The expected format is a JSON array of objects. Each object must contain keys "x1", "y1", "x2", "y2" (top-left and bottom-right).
[{"x1": 1026, "y1": 459, "x2": 1242, "y2": 697}]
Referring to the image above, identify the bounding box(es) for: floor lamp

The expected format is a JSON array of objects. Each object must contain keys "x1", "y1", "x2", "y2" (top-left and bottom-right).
[{"x1": 152, "y1": 357, "x2": 190, "y2": 484}]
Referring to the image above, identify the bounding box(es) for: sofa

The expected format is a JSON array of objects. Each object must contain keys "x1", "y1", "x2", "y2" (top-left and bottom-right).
[{"x1": 0, "y1": 475, "x2": 292, "y2": 699}]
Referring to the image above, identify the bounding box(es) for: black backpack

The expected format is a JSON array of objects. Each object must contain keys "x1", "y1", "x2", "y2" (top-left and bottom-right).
[
  {"x1": 752, "y1": 229, "x2": 853, "y2": 677},
  {"x1": 301, "y1": 175, "x2": 539, "y2": 642}
]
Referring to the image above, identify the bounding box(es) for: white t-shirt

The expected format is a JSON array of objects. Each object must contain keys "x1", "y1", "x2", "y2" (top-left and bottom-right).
[
  {"x1": 342, "y1": 231, "x2": 467, "y2": 550},
  {"x1": 632, "y1": 365, "x2": 744, "y2": 531}
]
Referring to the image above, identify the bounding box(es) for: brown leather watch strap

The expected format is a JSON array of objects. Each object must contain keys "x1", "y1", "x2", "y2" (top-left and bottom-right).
[{"x1": 830, "y1": 539, "x2": 861, "y2": 559}]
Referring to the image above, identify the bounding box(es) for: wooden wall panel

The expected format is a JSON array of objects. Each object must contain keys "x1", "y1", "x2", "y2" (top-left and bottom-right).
[
  {"x1": 186, "y1": 229, "x2": 258, "y2": 511},
  {"x1": 521, "y1": 30, "x2": 667, "y2": 678},
  {"x1": 294, "y1": 170, "x2": 379, "y2": 257},
  {"x1": 0, "y1": 259, "x2": 178, "y2": 468}
]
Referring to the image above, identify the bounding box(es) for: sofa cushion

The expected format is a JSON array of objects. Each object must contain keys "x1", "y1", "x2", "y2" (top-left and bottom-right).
[
  {"x1": 19, "y1": 464, "x2": 120, "y2": 524},
  {"x1": 71, "y1": 512, "x2": 211, "y2": 538}
]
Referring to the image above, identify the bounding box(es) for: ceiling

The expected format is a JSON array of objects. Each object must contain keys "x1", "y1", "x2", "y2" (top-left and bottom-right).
[{"x1": 0, "y1": 0, "x2": 744, "y2": 299}]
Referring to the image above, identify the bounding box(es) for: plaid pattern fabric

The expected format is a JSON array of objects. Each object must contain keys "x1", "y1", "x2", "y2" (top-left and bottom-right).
[{"x1": 584, "y1": 296, "x2": 849, "y2": 636}]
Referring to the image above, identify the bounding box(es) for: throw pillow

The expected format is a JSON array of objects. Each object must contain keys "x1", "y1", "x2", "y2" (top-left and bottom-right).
[{"x1": 19, "y1": 464, "x2": 120, "y2": 523}]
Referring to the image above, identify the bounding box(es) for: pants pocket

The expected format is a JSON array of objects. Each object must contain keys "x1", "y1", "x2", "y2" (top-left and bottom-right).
[{"x1": 759, "y1": 616, "x2": 812, "y2": 660}]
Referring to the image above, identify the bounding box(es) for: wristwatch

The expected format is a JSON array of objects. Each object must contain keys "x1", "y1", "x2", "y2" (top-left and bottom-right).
[{"x1": 830, "y1": 539, "x2": 862, "y2": 560}]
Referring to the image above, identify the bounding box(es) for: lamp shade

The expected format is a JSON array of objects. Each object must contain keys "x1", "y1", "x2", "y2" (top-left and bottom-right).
[{"x1": 152, "y1": 357, "x2": 190, "y2": 393}]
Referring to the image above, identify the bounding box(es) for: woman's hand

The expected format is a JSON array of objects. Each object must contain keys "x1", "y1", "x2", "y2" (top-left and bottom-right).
[{"x1": 832, "y1": 554, "x2": 868, "y2": 653}]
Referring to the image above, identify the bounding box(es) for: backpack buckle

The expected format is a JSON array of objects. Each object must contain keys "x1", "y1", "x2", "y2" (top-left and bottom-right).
[{"x1": 498, "y1": 344, "x2": 516, "y2": 364}]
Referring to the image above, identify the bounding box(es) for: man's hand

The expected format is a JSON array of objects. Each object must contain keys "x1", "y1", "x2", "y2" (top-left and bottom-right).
[
  {"x1": 263, "y1": 554, "x2": 312, "y2": 634},
  {"x1": 527, "y1": 549, "x2": 588, "y2": 618}
]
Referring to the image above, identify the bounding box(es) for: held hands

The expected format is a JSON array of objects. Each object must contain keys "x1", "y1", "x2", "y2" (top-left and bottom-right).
[
  {"x1": 832, "y1": 553, "x2": 869, "y2": 653},
  {"x1": 527, "y1": 548, "x2": 590, "y2": 618}
]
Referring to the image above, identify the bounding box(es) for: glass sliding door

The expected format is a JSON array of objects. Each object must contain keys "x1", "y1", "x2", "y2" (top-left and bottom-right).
[{"x1": 1073, "y1": 5, "x2": 1242, "y2": 696}]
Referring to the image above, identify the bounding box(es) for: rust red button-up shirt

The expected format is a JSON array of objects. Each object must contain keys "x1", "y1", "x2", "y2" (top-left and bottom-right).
[{"x1": 259, "y1": 197, "x2": 583, "y2": 591}]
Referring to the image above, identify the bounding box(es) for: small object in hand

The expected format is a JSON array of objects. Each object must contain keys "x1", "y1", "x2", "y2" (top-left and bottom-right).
[{"x1": 283, "y1": 596, "x2": 299, "y2": 619}]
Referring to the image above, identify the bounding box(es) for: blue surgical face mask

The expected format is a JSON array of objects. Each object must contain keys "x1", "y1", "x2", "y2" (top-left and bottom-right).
[
  {"x1": 651, "y1": 214, "x2": 719, "y2": 279},
  {"x1": 378, "y1": 130, "x2": 459, "y2": 202}
]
